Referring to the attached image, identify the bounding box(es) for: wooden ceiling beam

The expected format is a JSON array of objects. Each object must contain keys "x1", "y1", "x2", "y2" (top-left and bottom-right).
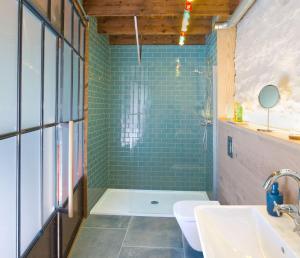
[
  {"x1": 84, "y1": 0, "x2": 239, "y2": 17},
  {"x1": 109, "y1": 35, "x2": 206, "y2": 45},
  {"x1": 97, "y1": 16, "x2": 212, "y2": 35}
]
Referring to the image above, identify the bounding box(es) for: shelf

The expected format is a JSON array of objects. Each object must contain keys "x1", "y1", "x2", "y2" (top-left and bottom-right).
[{"x1": 219, "y1": 119, "x2": 300, "y2": 146}]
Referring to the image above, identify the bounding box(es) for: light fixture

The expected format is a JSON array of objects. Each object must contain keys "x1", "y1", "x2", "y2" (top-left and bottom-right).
[
  {"x1": 179, "y1": 32, "x2": 185, "y2": 46},
  {"x1": 181, "y1": 10, "x2": 190, "y2": 32},
  {"x1": 179, "y1": 0, "x2": 192, "y2": 46},
  {"x1": 185, "y1": 0, "x2": 192, "y2": 12},
  {"x1": 179, "y1": 36, "x2": 185, "y2": 46}
]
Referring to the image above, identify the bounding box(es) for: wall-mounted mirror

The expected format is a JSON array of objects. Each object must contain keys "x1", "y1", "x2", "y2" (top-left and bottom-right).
[{"x1": 257, "y1": 85, "x2": 280, "y2": 132}]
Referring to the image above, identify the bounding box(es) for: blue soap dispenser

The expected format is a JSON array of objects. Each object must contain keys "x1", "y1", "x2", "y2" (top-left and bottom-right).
[{"x1": 266, "y1": 182, "x2": 283, "y2": 217}]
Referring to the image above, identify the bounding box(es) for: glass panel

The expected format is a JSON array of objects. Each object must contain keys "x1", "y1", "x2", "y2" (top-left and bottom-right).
[
  {"x1": 73, "y1": 122, "x2": 79, "y2": 185},
  {"x1": 51, "y1": 0, "x2": 61, "y2": 31},
  {"x1": 64, "y1": 0, "x2": 72, "y2": 43},
  {"x1": 72, "y1": 53, "x2": 79, "y2": 120},
  {"x1": 62, "y1": 43, "x2": 72, "y2": 122},
  {"x1": 29, "y1": 0, "x2": 48, "y2": 17},
  {"x1": 80, "y1": 23, "x2": 85, "y2": 57},
  {"x1": 44, "y1": 28, "x2": 57, "y2": 125},
  {"x1": 58, "y1": 39, "x2": 62, "y2": 121},
  {"x1": 43, "y1": 127, "x2": 56, "y2": 224},
  {"x1": 78, "y1": 121, "x2": 84, "y2": 181},
  {"x1": 57, "y1": 124, "x2": 68, "y2": 205},
  {"x1": 73, "y1": 12, "x2": 79, "y2": 51},
  {"x1": 22, "y1": 7, "x2": 42, "y2": 129},
  {"x1": 79, "y1": 60, "x2": 84, "y2": 119},
  {"x1": 0, "y1": 137, "x2": 17, "y2": 258},
  {"x1": 0, "y1": 0, "x2": 18, "y2": 134},
  {"x1": 21, "y1": 131, "x2": 41, "y2": 255}
]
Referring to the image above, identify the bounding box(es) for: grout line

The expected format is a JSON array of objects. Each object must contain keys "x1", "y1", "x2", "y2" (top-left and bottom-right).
[
  {"x1": 82, "y1": 226, "x2": 129, "y2": 230},
  {"x1": 123, "y1": 245, "x2": 183, "y2": 250},
  {"x1": 121, "y1": 245, "x2": 184, "y2": 250},
  {"x1": 182, "y1": 234, "x2": 186, "y2": 258},
  {"x1": 117, "y1": 216, "x2": 134, "y2": 258}
]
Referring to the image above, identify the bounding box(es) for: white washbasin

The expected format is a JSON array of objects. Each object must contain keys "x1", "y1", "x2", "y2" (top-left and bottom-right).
[{"x1": 195, "y1": 206, "x2": 300, "y2": 258}]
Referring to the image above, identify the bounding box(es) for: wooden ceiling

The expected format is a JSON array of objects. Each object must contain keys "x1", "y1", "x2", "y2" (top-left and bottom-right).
[{"x1": 83, "y1": 0, "x2": 240, "y2": 45}]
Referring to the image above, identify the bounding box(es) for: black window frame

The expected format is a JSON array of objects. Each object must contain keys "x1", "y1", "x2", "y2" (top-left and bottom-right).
[{"x1": 0, "y1": 0, "x2": 87, "y2": 257}]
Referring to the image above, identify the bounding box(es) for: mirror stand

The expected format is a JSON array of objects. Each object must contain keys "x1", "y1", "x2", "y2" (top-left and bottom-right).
[
  {"x1": 257, "y1": 84, "x2": 280, "y2": 133},
  {"x1": 257, "y1": 108, "x2": 272, "y2": 132}
]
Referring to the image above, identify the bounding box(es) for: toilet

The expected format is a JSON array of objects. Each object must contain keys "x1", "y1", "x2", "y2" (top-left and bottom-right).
[{"x1": 173, "y1": 200, "x2": 220, "y2": 251}]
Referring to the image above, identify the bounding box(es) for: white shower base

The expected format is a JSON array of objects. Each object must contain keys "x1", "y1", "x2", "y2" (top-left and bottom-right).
[{"x1": 90, "y1": 188, "x2": 209, "y2": 217}]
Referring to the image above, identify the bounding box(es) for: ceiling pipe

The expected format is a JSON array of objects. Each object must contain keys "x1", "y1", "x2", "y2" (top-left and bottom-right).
[
  {"x1": 214, "y1": 0, "x2": 256, "y2": 30},
  {"x1": 134, "y1": 16, "x2": 141, "y2": 64}
]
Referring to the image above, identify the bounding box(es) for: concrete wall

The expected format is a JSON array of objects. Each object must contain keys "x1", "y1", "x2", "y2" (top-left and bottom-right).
[{"x1": 235, "y1": 0, "x2": 300, "y2": 131}]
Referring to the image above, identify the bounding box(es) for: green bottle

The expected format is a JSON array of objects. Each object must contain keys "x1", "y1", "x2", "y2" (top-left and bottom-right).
[{"x1": 234, "y1": 102, "x2": 243, "y2": 122}]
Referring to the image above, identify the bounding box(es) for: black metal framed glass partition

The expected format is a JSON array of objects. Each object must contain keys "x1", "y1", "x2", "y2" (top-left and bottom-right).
[{"x1": 0, "y1": 0, "x2": 86, "y2": 257}]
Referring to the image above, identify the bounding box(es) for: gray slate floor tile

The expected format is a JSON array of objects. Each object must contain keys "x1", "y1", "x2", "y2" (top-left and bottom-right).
[
  {"x1": 82, "y1": 215, "x2": 131, "y2": 228},
  {"x1": 182, "y1": 235, "x2": 203, "y2": 258},
  {"x1": 119, "y1": 247, "x2": 183, "y2": 258},
  {"x1": 124, "y1": 217, "x2": 182, "y2": 248},
  {"x1": 69, "y1": 228, "x2": 126, "y2": 258}
]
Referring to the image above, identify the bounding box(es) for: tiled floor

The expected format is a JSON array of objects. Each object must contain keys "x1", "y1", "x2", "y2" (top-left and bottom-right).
[{"x1": 69, "y1": 215, "x2": 203, "y2": 258}]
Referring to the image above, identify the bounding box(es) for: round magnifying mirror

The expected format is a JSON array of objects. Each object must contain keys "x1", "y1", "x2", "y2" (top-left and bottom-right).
[
  {"x1": 258, "y1": 85, "x2": 280, "y2": 109},
  {"x1": 257, "y1": 85, "x2": 280, "y2": 132}
]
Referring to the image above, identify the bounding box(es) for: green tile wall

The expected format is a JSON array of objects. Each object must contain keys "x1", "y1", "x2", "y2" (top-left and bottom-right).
[
  {"x1": 87, "y1": 17, "x2": 110, "y2": 210},
  {"x1": 86, "y1": 25, "x2": 217, "y2": 199},
  {"x1": 205, "y1": 32, "x2": 217, "y2": 196},
  {"x1": 108, "y1": 45, "x2": 213, "y2": 190},
  {"x1": 206, "y1": 32, "x2": 217, "y2": 66}
]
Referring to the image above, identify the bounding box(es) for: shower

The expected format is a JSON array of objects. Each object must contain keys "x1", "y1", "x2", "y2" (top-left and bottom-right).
[{"x1": 193, "y1": 59, "x2": 213, "y2": 151}]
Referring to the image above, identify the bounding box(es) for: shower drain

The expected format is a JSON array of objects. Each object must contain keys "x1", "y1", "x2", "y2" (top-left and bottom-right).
[{"x1": 151, "y1": 201, "x2": 159, "y2": 205}]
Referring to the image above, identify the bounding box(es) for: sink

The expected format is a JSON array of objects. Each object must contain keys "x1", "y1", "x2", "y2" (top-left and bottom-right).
[{"x1": 194, "y1": 206, "x2": 300, "y2": 258}]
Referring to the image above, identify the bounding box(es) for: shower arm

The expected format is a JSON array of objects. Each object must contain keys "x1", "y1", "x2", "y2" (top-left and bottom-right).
[{"x1": 134, "y1": 16, "x2": 141, "y2": 64}]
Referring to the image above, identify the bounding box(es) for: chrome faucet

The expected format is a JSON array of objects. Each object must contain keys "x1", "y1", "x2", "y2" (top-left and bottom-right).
[{"x1": 263, "y1": 169, "x2": 300, "y2": 234}]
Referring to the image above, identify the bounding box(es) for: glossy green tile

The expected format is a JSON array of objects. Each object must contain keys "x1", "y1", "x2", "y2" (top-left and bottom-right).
[
  {"x1": 108, "y1": 44, "x2": 214, "y2": 190},
  {"x1": 87, "y1": 32, "x2": 216, "y2": 193},
  {"x1": 87, "y1": 17, "x2": 110, "y2": 210}
]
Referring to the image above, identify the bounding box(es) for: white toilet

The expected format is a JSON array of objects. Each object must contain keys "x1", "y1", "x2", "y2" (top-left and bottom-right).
[{"x1": 173, "y1": 200, "x2": 220, "y2": 251}]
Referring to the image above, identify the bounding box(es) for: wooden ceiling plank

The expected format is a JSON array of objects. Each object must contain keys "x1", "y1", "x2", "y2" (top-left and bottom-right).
[
  {"x1": 97, "y1": 17, "x2": 212, "y2": 35},
  {"x1": 84, "y1": 0, "x2": 239, "y2": 17},
  {"x1": 109, "y1": 35, "x2": 206, "y2": 45}
]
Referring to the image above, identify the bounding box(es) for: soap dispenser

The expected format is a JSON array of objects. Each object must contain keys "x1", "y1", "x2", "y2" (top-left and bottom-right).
[{"x1": 266, "y1": 182, "x2": 283, "y2": 217}]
